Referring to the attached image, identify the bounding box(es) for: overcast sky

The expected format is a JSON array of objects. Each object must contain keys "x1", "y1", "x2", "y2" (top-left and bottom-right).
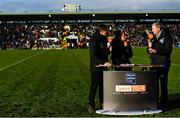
[{"x1": 0, "y1": 0, "x2": 180, "y2": 12}]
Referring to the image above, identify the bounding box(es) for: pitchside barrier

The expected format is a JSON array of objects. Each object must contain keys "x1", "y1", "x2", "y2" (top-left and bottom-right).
[{"x1": 96, "y1": 64, "x2": 163, "y2": 115}]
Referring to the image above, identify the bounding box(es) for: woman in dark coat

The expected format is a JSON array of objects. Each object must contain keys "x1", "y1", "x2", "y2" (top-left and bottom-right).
[{"x1": 111, "y1": 31, "x2": 133, "y2": 71}]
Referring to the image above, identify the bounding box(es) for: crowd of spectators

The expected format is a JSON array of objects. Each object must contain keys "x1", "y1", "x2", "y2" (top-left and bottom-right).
[{"x1": 0, "y1": 23, "x2": 180, "y2": 50}]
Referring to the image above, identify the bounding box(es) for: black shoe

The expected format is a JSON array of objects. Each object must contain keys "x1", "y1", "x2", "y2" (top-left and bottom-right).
[
  {"x1": 88, "y1": 105, "x2": 95, "y2": 113},
  {"x1": 100, "y1": 104, "x2": 103, "y2": 109},
  {"x1": 158, "y1": 103, "x2": 168, "y2": 112},
  {"x1": 161, "y1": 105, "x2": 167, "y2": 112}
]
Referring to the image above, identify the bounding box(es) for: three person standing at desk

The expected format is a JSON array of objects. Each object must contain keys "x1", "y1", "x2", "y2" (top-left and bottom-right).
[{"x1": 88, "y1": 22, "x2": 172, "y2": 112}]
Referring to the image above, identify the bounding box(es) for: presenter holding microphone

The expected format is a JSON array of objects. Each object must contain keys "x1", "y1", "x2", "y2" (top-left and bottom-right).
[
  {"x1": 110, "y1": 30, "x2": 133, "y2": 70},
  {"x1": 88, "y1": 25, "x2": 111, "y2": 113},
  {"x1": 147, "y1": 22, "x2": 173, "y2": 111}
]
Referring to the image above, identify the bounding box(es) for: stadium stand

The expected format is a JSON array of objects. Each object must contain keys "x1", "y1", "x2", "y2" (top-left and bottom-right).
[{"x1": 0, "y1": 13, "x2": 180, "y2": 49}]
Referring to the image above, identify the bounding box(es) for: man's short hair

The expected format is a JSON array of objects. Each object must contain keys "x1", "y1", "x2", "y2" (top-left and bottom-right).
[
  {"x1": 152, "y1": 22, "x2": 162, "y2": 30},
  {"x1": 98, "y1": 25, "x2": 108, "y2": 32}
]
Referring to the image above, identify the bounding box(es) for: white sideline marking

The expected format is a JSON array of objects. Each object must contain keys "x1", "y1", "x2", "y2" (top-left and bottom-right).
[
  {"x1": 133, "y1": 56, "x2": 180, "y2": 67},
  {"x1": 0, "y1": 52, "x2": 42, "y2": 72}
]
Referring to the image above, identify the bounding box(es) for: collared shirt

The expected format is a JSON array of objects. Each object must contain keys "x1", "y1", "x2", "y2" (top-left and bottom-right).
[{"x1": 156, "y1": 30, "x2": 162, "y2": 39}]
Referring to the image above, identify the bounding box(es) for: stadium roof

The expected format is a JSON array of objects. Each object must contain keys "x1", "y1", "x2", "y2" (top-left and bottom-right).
[{"x1": 1, "y1": 12, "x2": 180, "y2": 21}]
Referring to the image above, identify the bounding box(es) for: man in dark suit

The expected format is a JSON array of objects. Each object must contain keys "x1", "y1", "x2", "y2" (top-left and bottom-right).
[
  {"x1": 88, "y1": 25, "x2": 111, "y2": 113},
  {"x1": 147, "y1": 22, "x2": 173, "y2": 111}
]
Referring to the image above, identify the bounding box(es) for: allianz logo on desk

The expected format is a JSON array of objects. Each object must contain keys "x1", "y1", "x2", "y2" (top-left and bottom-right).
[{"x1": 125, "y1": 72, "x2": 136, "y2": 84}]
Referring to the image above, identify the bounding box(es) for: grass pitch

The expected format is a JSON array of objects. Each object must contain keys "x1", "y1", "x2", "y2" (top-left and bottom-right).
[{"x1": 0, "y1": 48, "x2": 180, "y2": 117}]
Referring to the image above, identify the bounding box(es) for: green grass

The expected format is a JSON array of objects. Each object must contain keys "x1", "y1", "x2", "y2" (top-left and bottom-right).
[{"x1": 0, "y1": 48, "x2": 180, "y2": 117}]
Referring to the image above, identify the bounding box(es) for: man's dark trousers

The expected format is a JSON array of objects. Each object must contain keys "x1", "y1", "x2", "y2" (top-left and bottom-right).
[{"x1": 89, "y1": 70, "x2": 103, "y2": 107}]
